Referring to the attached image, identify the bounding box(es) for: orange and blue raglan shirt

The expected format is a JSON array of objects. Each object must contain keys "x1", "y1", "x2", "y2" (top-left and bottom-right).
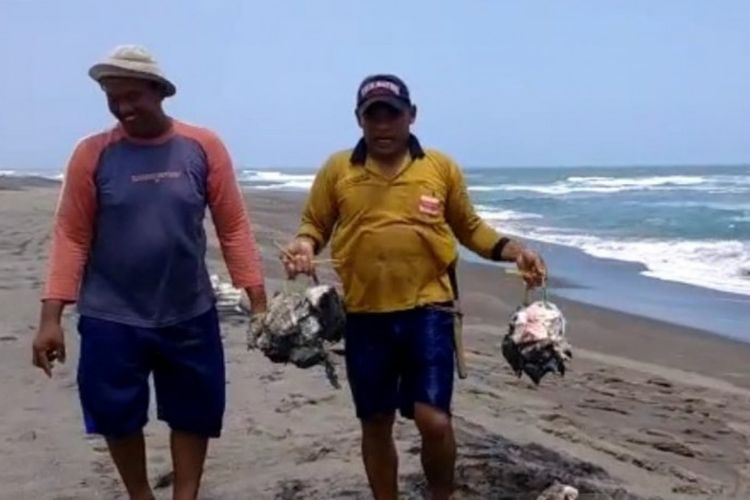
[{"x1": 42, "y1": 119, "x2": 264, "y2": 327}]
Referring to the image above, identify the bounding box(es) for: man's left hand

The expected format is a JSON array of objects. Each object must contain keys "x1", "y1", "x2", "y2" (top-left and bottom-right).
[{"x1": 516, "y1": 248, "x2": 547, "y2": 288}]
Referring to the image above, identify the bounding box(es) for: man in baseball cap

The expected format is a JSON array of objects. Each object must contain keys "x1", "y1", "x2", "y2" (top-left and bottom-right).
[
  {"x1": 32, "y1": 45, "x2": 268, "y2": 500},
  {"x1": 356, "y1": 74, "x2": 412, "y2": 114},
  {"x1": 283, "y1": 73, "x2": 547, "y2": 499}
]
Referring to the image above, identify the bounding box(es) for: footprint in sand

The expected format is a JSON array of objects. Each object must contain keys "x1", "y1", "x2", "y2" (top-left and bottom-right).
[
  {"x1": 539, "y1": 412, "x2": 577, "y2": 428},
  {"x1": 589, "y1": 386, "x2": 620, "y2": 398},
  {"x1": 626, "y1": 435, "x2": 699, "y2": 458},
  {"x1": 7, "y1": 430, "x2": 37, "y2": 443},
  {"x1": 682, "y1": 427, "x2": 717, "y2": 441},
  {"x1": 577, "y1": 398, "x2": 630, "y2": 415},
  {"x1": 91, "y1": 443, "x2": 108, "y2": 454},
  {"x1": 275, "y1": 393, "x2": 335, "y2": 413},
  {"x1": 91, "y1": 456, "x2": 116, "y2": 476},
  {"x1": 295, "y1": 444, "x2": 335, "y2": 464},
  {"x1": 646, "y1": 377, "x2": 675, "y2": 393},
  {"x1": 260, "y1": 369, "x2": 285, "y2": 384},
  {"x1": 274, "y1": 479, "x2": 308, "y2": 500},
  {"x1": 154, "y1": 470, "x2": 174, "y2": 490},
  {"x1": 244, "y1": 416, "x2": 269, "y2": 437}
]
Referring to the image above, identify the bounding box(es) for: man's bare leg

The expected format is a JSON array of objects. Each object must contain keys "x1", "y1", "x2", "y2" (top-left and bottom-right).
[
  {"x1": 414, "y1": 403, "x2": 456, "y2": 500},
  {"x1": 105, "y1": 432, "x2": 155, "y2": 500},
  {"x1": 361, "y1": 413, "x2": 398, "y2": 500},
  {"x1": 170, "y1": 430, "x2": 209, "y2": 500}
]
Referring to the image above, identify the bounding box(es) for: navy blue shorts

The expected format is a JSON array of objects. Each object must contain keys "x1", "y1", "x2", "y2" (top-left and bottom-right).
[
  {"x1": 76, "y1": 307, "x2": 225, "y2": 439},
  {"x1": 344, "y1": 306, "x2": 455, "y2": 420}
]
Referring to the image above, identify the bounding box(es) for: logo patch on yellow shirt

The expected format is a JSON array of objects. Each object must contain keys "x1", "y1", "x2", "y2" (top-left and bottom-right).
[{"x1": 419, "y1": 194, "x2": 442, "y2": 216}]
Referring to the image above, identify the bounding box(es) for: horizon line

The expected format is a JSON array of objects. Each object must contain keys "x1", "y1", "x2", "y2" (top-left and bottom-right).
[
  {"x1": 3, "y1": 162, "x2": 749, "y2": 173},
  {"x1": 236, "y1": 162, "x2": 750, "y2": 171}
]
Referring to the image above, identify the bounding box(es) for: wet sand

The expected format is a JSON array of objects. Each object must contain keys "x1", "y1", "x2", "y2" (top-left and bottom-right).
[{"x1": 1, "y1": 179, "x2": 749, "y2": 499}]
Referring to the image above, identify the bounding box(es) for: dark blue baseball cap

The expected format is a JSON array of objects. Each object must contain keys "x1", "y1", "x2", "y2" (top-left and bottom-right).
[{"x1": 356, "y1": 74, "x2": 412, "y2": 114}]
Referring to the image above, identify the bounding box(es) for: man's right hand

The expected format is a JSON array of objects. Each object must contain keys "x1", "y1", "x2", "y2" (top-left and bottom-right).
[
  {"x1": 32, "y1": 321, "x2": 66, "y2": 378},
  {"x1": 281, "y1": 237, "x2": 316, "y2": 278}
]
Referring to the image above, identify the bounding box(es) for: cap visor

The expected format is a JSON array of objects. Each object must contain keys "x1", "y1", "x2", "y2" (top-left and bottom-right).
[{"x1": 358, "y1": 96, "x2": 410, "y2": 114}]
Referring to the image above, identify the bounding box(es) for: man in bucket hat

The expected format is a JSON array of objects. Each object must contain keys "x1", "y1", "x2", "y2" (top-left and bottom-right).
[
  {"x1": 282, "y1": 74, "x2": 547, "y2": 499},
  {"x1": 32, "y1": 45, "x2": 268, "y2": 500}
]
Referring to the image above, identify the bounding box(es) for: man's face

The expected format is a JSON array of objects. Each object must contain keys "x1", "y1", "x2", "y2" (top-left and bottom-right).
[
  {"x1": 100, "y1": 77, "x2": 165, "y2": 137},
  {"x1": 358, "y1": 102, "x2": 416, "y2": 158}
]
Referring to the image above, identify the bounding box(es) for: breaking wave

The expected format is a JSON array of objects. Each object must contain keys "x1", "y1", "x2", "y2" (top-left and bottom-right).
[
  {"x1": 479, "y1": 205, "x2": 750, "y2": 296},
  {"x1": 0, "y1": 169, "x2": 63, "y2": 181},
  {"x1": 469, "y1": 174, "x2": 750, "y2": 195},
  {"x1": 238, "y1": 169, "x2": 750, "y2": 296},
  {"x1": 240, "y1": 170, "x2": 314, "y2": 190}
]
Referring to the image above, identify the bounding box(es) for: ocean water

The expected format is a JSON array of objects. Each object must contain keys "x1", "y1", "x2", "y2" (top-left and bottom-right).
[
  {"x1": 238, "y1": 165, "x2": 750, "y2": 341},
  {"x1": 0, "y1": 169, "x2": 64, "y2": 181},
  {"x1": 468, "y1": 166, "x2": 750, "y2": 297},
  {"x1": 5, "y1": 165, "x2": 749, "y2": 340},
  {"x1": 239, "y1": 165, "x2": 750, "y2": 297}
]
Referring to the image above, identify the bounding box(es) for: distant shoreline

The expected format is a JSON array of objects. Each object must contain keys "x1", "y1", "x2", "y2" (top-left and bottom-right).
[
  {"x1": 3, "y1": 172, "x2": 748, "y2": 343},
  {"x1": 0, "y1": 174, "x2": 61, "y2": 190}
]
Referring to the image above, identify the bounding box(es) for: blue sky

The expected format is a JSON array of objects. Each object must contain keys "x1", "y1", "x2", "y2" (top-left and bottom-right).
[{"x1": 1, "y1": 0, "x2": 748, "y2": 170}]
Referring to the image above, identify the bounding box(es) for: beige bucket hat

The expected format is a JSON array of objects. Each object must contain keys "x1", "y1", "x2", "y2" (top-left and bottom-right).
[{"x1": 88, "y1": 45, "x2": 176, "y2": 97}]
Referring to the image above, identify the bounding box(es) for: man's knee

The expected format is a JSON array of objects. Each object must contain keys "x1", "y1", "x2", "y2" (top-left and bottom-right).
[
  {"x1": 361, "y1": 412, "x2": 395, "y2": 439},
  {"x1": 414, "y1": 403, "x2": 452, "y2": 442}
]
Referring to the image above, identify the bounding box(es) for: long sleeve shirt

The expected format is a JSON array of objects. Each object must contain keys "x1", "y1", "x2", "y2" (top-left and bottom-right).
[{"x1": 42, "y1": 119, "x2": 264, "y2": 327}]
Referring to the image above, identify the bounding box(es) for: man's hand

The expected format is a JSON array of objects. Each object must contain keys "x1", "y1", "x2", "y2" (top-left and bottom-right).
[
  {"x1": 516, "y1": 248, "x2": 547, "y2": 288},
  {"x1": 280, "y1": 237, "x2": 316, "y2": 278},
  {"x1": 496, "y1": 238, "x2": 548, "y2": 288},
  {"x1": 32, "y1": 321, "x2": 66, "y2": 378}
]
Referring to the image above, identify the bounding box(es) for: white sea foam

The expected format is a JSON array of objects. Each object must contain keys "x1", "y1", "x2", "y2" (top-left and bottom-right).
[
  {"x1": 0, "y1": 169, "x2": 63, "y2": 180},
  {"x1": 469, "y1": 174, "x2": 750, "y2": 196},
  {"x1": 521, "y1": 230, "x2": 749, "y2": 296},
  {"x1": 475, "y1": 206, "x2": 543, "y2": 222},
  {"x1": 239, "y1": 169, "x2": 750, "y2": 196},
  {"x1": 241, "y1": 170, "x2": 314, "y2": 182},
  {"x1": 240, "y1": 170, "x2": 314, "y2": 190},
  {"x1": 238, "y1": 169, "x2": 750, "y2": 296},
  {"x1": 566, "y1": 175, "x2": 705, "y2": 188},
  {"x1": 475, "y1": 204, "x2": 750, "y2": 296},
  {"x1": 569, "y1": 238, "x2": 750, "y2": 296},
  {"x1": 252, "y1": 180, "x2": 315, "y2": 191}
]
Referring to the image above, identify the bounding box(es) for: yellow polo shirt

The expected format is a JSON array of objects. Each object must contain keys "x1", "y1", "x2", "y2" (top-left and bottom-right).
[{"x1": 297, "y1": 143, "x2": 503, "y2": 313}]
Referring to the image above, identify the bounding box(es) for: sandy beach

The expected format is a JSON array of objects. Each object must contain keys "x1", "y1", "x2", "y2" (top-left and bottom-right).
[{"x1": 2, "y1": 178, "x2": 750, "y2": 500}]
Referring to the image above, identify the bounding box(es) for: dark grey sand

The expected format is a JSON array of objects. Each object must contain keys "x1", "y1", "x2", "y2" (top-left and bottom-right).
[{"x1": 1, "y1": 179, "x2": 749, "y2": 499}]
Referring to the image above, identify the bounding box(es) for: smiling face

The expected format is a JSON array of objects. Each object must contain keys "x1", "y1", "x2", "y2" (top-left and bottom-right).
[
  {"x1": 357, "y1": 101, "x2": 416, "y2": 161},
  {"x1": 100, "y1": 77, "x2": 168, "y2": 138}
]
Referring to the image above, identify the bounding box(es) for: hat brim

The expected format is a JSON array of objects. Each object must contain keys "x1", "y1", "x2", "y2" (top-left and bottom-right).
[
  {"x1": 89, "y1": 64, "x2": 176, "y2": 97},
  {"x1": 357, "y1": 96, "x2": 410, "y2": 114}
]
